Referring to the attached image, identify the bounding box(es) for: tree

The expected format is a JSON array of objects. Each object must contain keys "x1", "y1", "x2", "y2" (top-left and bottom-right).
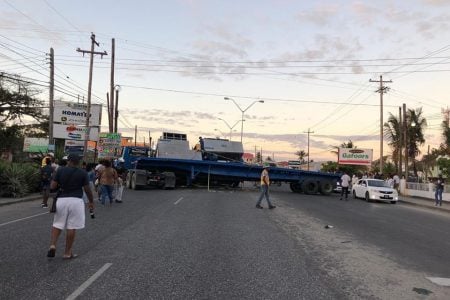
[
  {"x1": 407, "y1": 107, "x2": 427, "y2": 176},
  {"x1": 295, "y1": 150, "x2": 307, "y2": 164},
  {"x1": 437, "y1": 157, "x2": 450, "y2": 178},
  {"x1": 441, "y1": 117, "x2": 450, "y2": 155},
  {"x1": 330, "y1": 140, "x2": 355, "y2": 157},
  {"x1": 384, "y1": 113, "x2": 401, "y2": 172}
]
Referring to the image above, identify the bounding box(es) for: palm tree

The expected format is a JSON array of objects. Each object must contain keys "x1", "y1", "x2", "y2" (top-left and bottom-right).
[
  {"x1": 295, "y1": 150, "x2": 307, "y2": 164},
  {"x1": 330, "y1": 140, "x2": 355, "y2": 157},
  {"x1": 407, "y1": 107, "x2": 427, "y2": 176},
  {"x1": 384, "y1": 113, "x2": 401, "y2": 173},
  {"x1": 441, "y1": 117, "x2": 450, "y2": 155}
]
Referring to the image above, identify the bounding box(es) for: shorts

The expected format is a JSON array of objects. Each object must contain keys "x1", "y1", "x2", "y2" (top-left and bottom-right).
[{"x1": 52, "y1": 197, "x2": 85, "y2": 230}]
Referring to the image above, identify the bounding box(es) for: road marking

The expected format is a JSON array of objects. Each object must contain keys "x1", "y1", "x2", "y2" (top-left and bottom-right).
[
  {"x1": 66, "y1": 263, "x2": 112, "y2": 300},
  {"x1": 174, "y1": 197, "x2": 184, "y2": 205},
  {"x1": 426, "y1": 277, "x2": 450, "y2": 286},
  {"x1": 0, "y1": 212, "x2": 49, "y2": 227}
]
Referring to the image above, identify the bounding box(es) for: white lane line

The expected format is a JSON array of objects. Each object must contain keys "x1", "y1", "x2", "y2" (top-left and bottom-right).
[
  {"x1": 174, "y1": 197, "x2": 184, "y2": 205},
  {"x1": 0, "y1": 212, "x2": 49, "y2": 227},
  {"x1": 66, "y1": 263, "x2": 113, "y2": 300},
  {"x1": 426, "y1": 277, "x2": 450, "y2": 286}
]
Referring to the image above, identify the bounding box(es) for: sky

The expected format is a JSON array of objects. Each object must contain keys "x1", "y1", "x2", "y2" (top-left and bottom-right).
[{"x1": 1, "y1": 0, "x2": 450, "y2": 162}]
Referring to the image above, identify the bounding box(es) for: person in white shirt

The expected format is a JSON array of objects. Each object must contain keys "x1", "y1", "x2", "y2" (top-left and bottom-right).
[
  {"x1": 340, "y1": 172, "x2": 351, "y2": 201},
  {"x1": 393, "y1": 174, "x2": 400, "y2": 191}
]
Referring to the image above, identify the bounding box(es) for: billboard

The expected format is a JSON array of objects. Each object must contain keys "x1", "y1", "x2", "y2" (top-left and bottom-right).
[
  {"x1": 97, "y1": 132, "x2": 122, "y2": 159},
  {"x1": 23, "y1": 137, "x2": 49, "y2": 153},
  {"x1": 53, "y1": 100, "x2": 102, "y2": 140},
  {"x1": 338, "y1": 148, "x2": 373, "y2": 166}
]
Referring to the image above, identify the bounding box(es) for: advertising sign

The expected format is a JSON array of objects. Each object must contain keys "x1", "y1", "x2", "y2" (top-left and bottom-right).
[
  {"x1": 23, "y1": 137, "x2": 49, "y2": 153},
  {"x1": 97, "y1": 132, "x2": 122, "y2": 159},
  {"x1": 52, "y1": 100, "x2": 102, "y2": 140},
  {"x1": 338, "y1": 148, "x2": 373, "y2": 166}
]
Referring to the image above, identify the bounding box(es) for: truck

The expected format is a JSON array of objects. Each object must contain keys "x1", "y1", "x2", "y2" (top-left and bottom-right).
[{"x1": 119, "y1": 132, "x2": 340, "y2": 194}]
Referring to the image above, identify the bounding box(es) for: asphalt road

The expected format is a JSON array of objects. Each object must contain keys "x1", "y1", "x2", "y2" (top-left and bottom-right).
[{"x1": 1, "y1": 184, "x2": 449, "y2": 299}]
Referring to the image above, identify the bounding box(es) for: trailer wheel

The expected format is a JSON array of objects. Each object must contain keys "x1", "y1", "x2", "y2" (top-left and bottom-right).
[
  {"x1": 302, "y1": 179, "x2": 318, "y2": 195},
  {"x1": 289, "y1": 183, "x2": 302, "y2": 193},
  {"x1": 126, "y1": 173, "x2": 132, "y2": 189},
  {"x1": 319, "y1": 180, "x2": 333, "y2": 195},
  {"x1": 131, "y1": 173, "x2": 140, "y2": 190}
]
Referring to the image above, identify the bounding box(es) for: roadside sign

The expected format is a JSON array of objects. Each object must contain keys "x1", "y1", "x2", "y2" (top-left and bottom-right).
[
  {"x1": 338, "y1": 148, "x2": 373, "y2": 166},
  {"x1": 98, "y1": 132, "x2": 121, "y2": 159},
  {"x1": 23, "y1": 137, "x2": 49, "y2": 153}
]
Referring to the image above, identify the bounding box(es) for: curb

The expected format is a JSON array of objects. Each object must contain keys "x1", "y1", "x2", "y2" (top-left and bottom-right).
[
  {"x1": 0, "y1": 194, "x2": 42, "y2": 207},
  {"x1": 398, "y1": 199, "x2": 450, "y2": 213}
]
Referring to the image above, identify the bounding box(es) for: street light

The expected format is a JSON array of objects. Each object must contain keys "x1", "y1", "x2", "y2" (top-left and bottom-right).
[
  {"x1": 224, "y1": 97, "x2": 264, "y2": 143},
  {"x1": 218, "y1": 118, "x2": 240, "y2": 141}
]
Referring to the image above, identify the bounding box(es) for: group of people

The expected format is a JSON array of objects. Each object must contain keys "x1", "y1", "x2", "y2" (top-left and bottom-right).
[{"x1": 40, "y1": 153, "x2": 127, "y2": 259}]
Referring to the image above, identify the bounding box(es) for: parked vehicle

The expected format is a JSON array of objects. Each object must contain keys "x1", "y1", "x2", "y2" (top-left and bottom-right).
[{"x1": 352, "y1": 179, "x2": 398, "y2": 204}]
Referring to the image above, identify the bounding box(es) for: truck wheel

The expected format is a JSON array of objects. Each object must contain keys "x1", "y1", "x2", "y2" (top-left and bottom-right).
[
  {"x1": 319, "y1": 180, "x2": 333, "y2": 195},
  {"x1": 126, "y1": 173, "x2": 132, "y2": 189},
  {"x1": 131, "y1": 173, "x2": 140, "y2": 190},
  {"x1": 290, "y1": 183, "x2": 302, "y2": 193},
  {"x1": 302, "y1": 179, "x2": 318, "y2": 195}
]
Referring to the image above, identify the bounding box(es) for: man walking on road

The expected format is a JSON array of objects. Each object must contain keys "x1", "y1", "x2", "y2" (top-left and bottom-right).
[
  {"x1": 40, "y1": 157, "x2": 53, "y2": 208},
  {"x1": 340, "y1": 171, "x2": 351, "y2": 201},
  {"x1": 47, "y1": 154, "x2": 94, "y2": 259},
  {"x1": 256, "y1": 166, "x2": 276, "y2": 209}
]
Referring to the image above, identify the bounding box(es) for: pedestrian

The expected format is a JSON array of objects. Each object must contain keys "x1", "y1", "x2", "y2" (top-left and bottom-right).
[
  {"x1": 40, "y1": 157, "x2": 54, "y2": 208},
  {"x1": 387, "y1": 174, "x2": 394, "y2": 188},
  {"x1": 46, "y1": 154, "x2": 94, "y2": 259},
  {"x1": 256, "y1": 166, "x2": 276, "y2": 209},
  {"x1": 393, "y1": 174, "x2": 400, "y2": 191},
  {"x1": 435, "y1": 174, "x2": 445, "y2": 206},
  {"x1": 98, "y1": 160, "x2": 118, "y2": 206},
  {"x1": 83, "y1": 164, "x2": 96, "y2": 204},
  {"x1": 41, "y1": 152, "x2": 54, "y2": 167},
  {"x1": 340, "y1": 171, "x2": 351, "y2": 201},
  {"x1": 351, "y1": 174, "x2": 358, "y2": 186}
]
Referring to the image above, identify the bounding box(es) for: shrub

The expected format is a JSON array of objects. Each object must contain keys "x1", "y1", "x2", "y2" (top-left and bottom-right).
[{"x1": 0, "y1": 161, "x2": 40, "y2": 198}]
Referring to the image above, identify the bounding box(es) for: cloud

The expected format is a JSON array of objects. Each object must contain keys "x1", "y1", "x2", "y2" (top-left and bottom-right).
[
  {"x1": 296, "y1": 4, "x2": 339, "y2": 26},
  {"x1": 422, "y1": 0, "x2": 450, "y2": 5}
]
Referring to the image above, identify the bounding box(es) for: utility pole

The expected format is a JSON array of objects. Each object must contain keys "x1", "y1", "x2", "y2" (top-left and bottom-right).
[
  {"x1": 106, "y1": 92, "x2": 110, "y2": 131},
  {"x1": 304, "y1": 128, "x2": 314, "y2": 171},
  {"x1": 48, "y1": 47, "x2": 54, "y2": 147},
  {"x1": 403, "y1": 103, "x2": 408, "y2": 180},
  {"x1": 134, "y1": 125, "x2": 137, "y2": 146},
  {"x1": 77, "y1": 33, "x2": 107, "y2": 161},
  {"x1": 370, "y1": 75, "x2": 392, "y2": 174},
  {"x1": 398, "y1": 106, "x2": 402, "y2": 176},
  {"x1": 114, "y1": 87, "x2": 119, "y2": 133},
  {"x1": 109, "y1": 38, "x2": 115, "y2": 133}
]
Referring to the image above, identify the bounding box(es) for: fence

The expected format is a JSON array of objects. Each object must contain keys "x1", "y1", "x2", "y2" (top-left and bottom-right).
[{"x1": 401, "y1": 180, "x2": 449, "y2": 201}]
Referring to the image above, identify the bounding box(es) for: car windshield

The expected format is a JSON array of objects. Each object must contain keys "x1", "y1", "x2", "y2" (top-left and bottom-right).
[{"x1": 367, "y1": 180, "x2": 390, "y2": 188}]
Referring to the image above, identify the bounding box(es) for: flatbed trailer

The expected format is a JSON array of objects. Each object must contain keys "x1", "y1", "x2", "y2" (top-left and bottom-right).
[{"x1": 127, "y1": 156, "x2": 340, "y2": 195}]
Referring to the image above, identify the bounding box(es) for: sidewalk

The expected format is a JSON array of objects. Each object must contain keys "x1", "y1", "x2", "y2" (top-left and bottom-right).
[{"x1": 0, "y1": 192, "x2": 449, "y2": 213}]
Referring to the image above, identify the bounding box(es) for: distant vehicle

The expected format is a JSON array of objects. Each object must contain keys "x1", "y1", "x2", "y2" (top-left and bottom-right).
[{"x1": 352, "y1": 179, "x2": 398, "y2": 204}]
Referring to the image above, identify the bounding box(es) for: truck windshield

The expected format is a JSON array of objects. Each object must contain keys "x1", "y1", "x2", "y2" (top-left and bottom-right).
[{"x1": 129, "y1": 148, "x2": 148, "y2": 157}]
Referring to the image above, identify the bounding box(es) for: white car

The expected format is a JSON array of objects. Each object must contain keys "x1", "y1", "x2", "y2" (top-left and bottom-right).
[{"x1": 352, "y1": 179, "x2": 398, "y2": 204}]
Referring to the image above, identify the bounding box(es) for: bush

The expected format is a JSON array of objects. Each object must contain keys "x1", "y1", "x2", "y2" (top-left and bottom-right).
[{"x1": 0, "y1": 161, "x2": 40, "y2": 198}]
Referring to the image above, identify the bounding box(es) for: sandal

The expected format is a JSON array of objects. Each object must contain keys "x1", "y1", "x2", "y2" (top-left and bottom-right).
[
  {"x1": 47, "y1": 246, "x2": 56, "y2": 258},
  {"x1": 63, "y1": 253, "x2": 78, "y2": 260}
]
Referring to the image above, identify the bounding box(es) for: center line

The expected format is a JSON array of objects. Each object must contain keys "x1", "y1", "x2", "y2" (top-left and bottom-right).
[
  {"x1": 0, "y1": 212, "x2": 49, "y2": 227},
  {"x1": 66, "y1": 263, "x2": 113, "y2": 300},
  {"x1": 174, "y1": 197, "x2": 184, "y2": 205}
]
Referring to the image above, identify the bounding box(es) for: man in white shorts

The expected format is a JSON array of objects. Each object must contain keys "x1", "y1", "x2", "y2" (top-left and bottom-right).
[{"x1": 47, "y1": 154, "x2": 94, "y2": 259}]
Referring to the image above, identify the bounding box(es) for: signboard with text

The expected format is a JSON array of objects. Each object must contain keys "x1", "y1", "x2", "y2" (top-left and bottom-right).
[
  {"x1": 97, "y1": 132, "x2": 122, "y2": 159},
  {"x1": 52, "y1": 100, "x2": 102, "y2": 140},
  {"x1": 23, "y1": 137, "x2": 49, "y2": 153},
  {"x1": 338, "y1": 148, "x2": 373, "y2": 166}
]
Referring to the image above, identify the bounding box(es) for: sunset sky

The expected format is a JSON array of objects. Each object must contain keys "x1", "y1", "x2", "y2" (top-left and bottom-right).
[{"x1": 1, "y1": 0, "x2": 449, "y2": 162}]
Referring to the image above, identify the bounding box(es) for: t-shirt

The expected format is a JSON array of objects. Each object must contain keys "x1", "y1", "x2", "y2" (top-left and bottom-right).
[
  {"x1": 41, "y1": 165, "x2": 53, "y2": 184},
  {"x1": 54, "y1": 166, "x2": 89, "y2": 198},
  {"x1": 393, "y1": 175, "x2": 400, "y2": 184},
  {"x1": 341, "y1": 174, "x2": 351, "y2": 188},
  {"x1": 99, "y1": 167, "x2": 118, "y2": 186},
  {"x1": 260, "y1": 169, "x2": 269, "y2": 185}
]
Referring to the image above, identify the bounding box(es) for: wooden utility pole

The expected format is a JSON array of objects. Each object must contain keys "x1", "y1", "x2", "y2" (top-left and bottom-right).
[
  {"x1": 77, "y1": 33, "x2": 107, "y2": 161},
  {"x1": 370, "y1": 75, "x2": 392, "y2": 175},
  {"x1": 106, "y1": 92, "x2": 110, "y2": 130},
  {"x1": 114, "y1": 88, "x2": 119, "y2": 133},
  {"x1": 398, "y1": 106, "x2": 402, "y2": 176},
  {"x1": 134, "y1": 125, "x2": 137, "y2": 146},
  {"x1": 304, "y1": 128, "x2": 314, "y2": 171},
  {"x1": 48, "y1": 47, "x2": 54, "y2": 146},
  {"x1": 109, "y1": 38, "x2": 115, "y2": 133},
  {"x1": 403, "y1": 103, "x2": 408, "y2": 179}
]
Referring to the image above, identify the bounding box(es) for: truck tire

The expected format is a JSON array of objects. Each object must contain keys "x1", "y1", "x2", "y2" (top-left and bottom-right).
[
  {"x1": 302, "y1": 179, "x2": 318, "y2": 195},
  {"x1": 131, "y1": 173, "x2": 140, "y2": 190},
  {"x1": 319, "y1": 180, "x2": 333, "y2": 195},
  {"x1": 289, "y1": 182, "x2": 302, "y2": 193}
]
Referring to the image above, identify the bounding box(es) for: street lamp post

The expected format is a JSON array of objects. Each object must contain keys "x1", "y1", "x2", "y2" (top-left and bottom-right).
[
  {"x1": 224, "y1": 97, "x2": 264, "y2": 143},
  {"x1": 218, "y1": 118, "x2": 240, "y2": 141}
]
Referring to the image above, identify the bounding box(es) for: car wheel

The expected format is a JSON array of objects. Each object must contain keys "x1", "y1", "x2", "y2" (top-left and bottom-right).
[
  {"x1": 353, "y1": 190, "x2": 357, "y2": 199},
  {"x1": 390, "y1": 201, "x2": 397, "y2": 204},
  {"x1": 365, "y1": 192, "x2": 371, "y2": 202}
]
